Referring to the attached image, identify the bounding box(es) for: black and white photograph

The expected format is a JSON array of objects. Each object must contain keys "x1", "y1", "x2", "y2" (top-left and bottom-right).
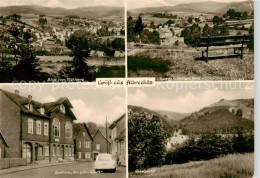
[
  {"x1": 0, "y1": 83, "x2": 126, "y2": 178},
  {"x1": 128, "y1": 81, "x2": 254, "y2": 177},
  {"x1": 127, "y1": 0, "x2": 254, "y2": 81},
  {"x1": 0, "y1": 0, "x2": 125, "y2": 82}
]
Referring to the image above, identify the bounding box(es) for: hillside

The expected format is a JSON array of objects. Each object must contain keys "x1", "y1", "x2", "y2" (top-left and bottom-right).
[
  {"x1": 0, "y1": 5, "x2": 124, "y2": 18},
  {"x1": 128, "y1": 1, "x2": 253, "y2": 15},
  {"x1": 128, "y1": 105, "x2": 178, "y2": 133},
  {"x1": 129, "y1": 98, "x2": 254, "y2": 135},
  {"x1": 154, "y1": 110, "x2": 190, "y2": 122},
  {"x1": 179, "y1": 99, "x2": 254, "y2": 134}
]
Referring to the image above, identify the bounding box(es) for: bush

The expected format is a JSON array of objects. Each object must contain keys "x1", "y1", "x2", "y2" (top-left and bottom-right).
[
  {"x1": 94, "y1": 66, "x2": 125, "y2": 78},
  {"x1": 128, "y1": 55, "x2": 171, "y2": 73},
  {"x1": 129, "y1": 113, "x2": 169, "y2": 171},
  {"x1": 164, "y1": 130, "x2": 254, "y2": 165}
]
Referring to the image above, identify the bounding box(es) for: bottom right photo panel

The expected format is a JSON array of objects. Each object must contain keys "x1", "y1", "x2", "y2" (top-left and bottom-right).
[{"x1": 128, "y1": 81, "x2": 254, "y2": 178}]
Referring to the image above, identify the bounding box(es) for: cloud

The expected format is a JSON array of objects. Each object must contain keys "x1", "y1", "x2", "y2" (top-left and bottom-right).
[
  {"x1": 128, "y1": 0, "x2": 168, "y2": 9},
  {"x1": 42, "y1": 95, "x2": 56, "y2": 103},
  {"x1": 47, "y1": 0, "x2": 64, "y2": 8},
  {"x1": 71, "y1": 96, "x2": 125, "y2": 126}
]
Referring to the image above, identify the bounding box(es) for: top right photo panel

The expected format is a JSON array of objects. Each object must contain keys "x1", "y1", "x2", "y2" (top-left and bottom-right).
[{"x1": 127, "y1": 0, "x2": 254, "y2": 81}]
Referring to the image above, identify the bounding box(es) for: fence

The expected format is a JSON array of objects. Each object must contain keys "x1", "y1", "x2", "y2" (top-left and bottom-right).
[{"x1": 0, "y1": 158, "x2": 27, "y2": 170}]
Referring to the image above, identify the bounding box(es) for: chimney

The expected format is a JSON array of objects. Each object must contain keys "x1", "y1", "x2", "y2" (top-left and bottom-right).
[
  {"x1": 15, "y1": 90, "x2": 19, "y2": 95},
  {"x1": 28, "y1": 95, "x2": 32, "y2": 101}
]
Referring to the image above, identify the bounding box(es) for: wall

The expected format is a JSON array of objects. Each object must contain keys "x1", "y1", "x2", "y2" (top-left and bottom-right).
[{"x1": 0, "y1": 91, "x2": 21, "y2": 158}]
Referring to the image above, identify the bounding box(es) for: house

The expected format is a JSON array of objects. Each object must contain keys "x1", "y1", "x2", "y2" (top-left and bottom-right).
[
  {"x1": 73, "y1": 123, "x2": 94, "y2": 161},
  {"x1": 0, "y1": 89, "x2": 76, "y2": 164},
  {"x1": 92, "y1": 129, "x2": 111, "y2": 160},
  {"x1": 166, "y1": 129, "x2": 189, "y2": 150},
  {"x1": 0, "y1": 132, "x2": 9, "y2": 159},
  {"x1": 114, "y1": 51, "x2": 125, "y2": 57},
  {"x1": 109, "y1": 114, "x2": 126, "y2": 166}
]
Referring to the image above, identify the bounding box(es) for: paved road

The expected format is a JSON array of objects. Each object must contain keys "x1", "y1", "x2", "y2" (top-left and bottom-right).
[{"x1": 2, "y1": 162, "x2": 126, "y2": 178}]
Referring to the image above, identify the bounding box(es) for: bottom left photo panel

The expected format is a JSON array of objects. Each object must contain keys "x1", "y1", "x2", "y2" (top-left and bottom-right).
[{"x1": 0, "y1": 83, "x2": 126, "y2": 178}]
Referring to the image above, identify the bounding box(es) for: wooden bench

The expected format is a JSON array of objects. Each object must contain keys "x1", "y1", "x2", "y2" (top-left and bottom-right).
[{"x1": 196, "y1": 34, "x2": 251, "y2": 62}]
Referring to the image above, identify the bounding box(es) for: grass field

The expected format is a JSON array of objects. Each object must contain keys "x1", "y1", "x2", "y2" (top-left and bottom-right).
[
  {"x1": 130, "y1": 153, "x2": 254, "y2": 178},
  {"x1": 127, "y1": 48, "x2": 254, "y2": 80}
]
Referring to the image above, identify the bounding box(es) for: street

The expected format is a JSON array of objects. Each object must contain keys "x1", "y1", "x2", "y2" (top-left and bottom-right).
[{"x1": 1, "y1": 162, "x2": 126, "y2": 178}]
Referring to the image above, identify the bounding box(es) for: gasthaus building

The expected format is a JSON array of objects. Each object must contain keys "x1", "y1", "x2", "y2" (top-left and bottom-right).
[{"x1": 0, "y1": 89, "x2": 76, "y2": 164}]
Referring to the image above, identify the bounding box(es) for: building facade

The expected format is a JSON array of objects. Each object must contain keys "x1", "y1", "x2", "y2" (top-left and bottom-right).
[
  {"x1": 109, "y1": 114, "x2": 126, "y2": 166},
  {"x1": 0, "y1": 132, "x2": 8, "y2": 159},
  {"x1": 0, "y1": 89, "x2": 76, "y2": 163},
  {"x1": 92, "y1": 129, "x2": 111, "y2": 160},
  {"x1": 73, "y1": 123, "x2": 94, "y2": 161}
]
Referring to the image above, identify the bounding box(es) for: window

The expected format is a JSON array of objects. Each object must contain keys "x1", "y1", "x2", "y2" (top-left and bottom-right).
[
  {"x1": 96, "y1": 144, "x2": 100, "y2": 150},
  {"x1": 28, "y1": 118, "x2": 33, "y2": 134},
  {"x1": 40, "y1": 107, "x2": 45, "y2": 115},
  {"x1": 28, "y1": 103, "x2": 33, "y2": 112},
  {"x1": 79, "y1": 141, "x2": 81, "y2": 148},
  {"x1": 60, "y1": 104, "x2": 66, "y2": 114},
  {"x1": 85, "y1": 142, "x2": 91, "y2": 148},
  {"x1": 78, "y1": 152, "x2": 81, "y2": 159},
  {"x1": 65, "y1": 147, "x2": 68, "y2": 156},
  {"x1": 45, "y1": 145, "x2": 49, "y2": 156},
  {"x1": 53, "y1": 145, "x2": 56, "y2": 156},
  {"x1": 57, "y1": 146, "x2": 60, "y2": 156},
  {"x1": 44, "y1": 122, "x2": 49, "y2": 136},
  {"x1": 65, "y1": 122, "x2": 72, "y2": 138},
  {"x1": 83, "y1": 132, "x2": 86, "y2": 137},
  {"x1": 36, "y1": 121, "x2": 41, "y2": 135},
  {"x1": 85, "y1": 152, "x2": 91, "y2": 159},
  {"x1": 53, "y1": 118, "x2": 60, "y2": 137},
  {"x1": 69, "y1": 147, "x2": 71, "y2": 156}
]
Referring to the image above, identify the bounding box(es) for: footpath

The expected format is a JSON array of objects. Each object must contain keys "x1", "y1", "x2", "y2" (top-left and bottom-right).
[{"x1": 0, "y1": 161, "x2": 76, "y2": 175}]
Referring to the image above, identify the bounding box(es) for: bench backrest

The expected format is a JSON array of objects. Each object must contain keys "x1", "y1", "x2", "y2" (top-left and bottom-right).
[{"x1": 198, "y1": 35, "x2": 251, "y2": 47}]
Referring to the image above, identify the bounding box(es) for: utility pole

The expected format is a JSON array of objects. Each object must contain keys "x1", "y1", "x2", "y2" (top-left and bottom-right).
[{"x1": 106, "y1": 116, "x2": 108, "y2": 154}]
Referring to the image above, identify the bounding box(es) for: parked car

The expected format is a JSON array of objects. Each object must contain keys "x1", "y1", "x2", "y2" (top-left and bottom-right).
[{"x1": 94, "y1": 154, "x2": 117, "y2": 172}]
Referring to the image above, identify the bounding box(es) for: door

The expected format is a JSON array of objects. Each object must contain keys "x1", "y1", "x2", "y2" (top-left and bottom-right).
[
  {"x1": 23, "y1": 143, "x2": 32, "y2": 163},
  {"x1": 61, "y1": 145, "x2": 65, "y2": 159}
]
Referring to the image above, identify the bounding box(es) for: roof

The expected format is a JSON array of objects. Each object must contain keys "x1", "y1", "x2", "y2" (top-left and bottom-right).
[
  {"x1": 0, "y1": 132, "x2": 9, "y2": 147},
  {"x1": 109, "y1": 114, "x2": 125, "y2": 129},
  {"x1": 115, "y1": 128, "x2": 125, "y2": 142},
  {"x1": 73, "y1": 123, "x2": 93, "y2": 142},
  {"x1": 0, "y1": 89, "x2": 76, "y2": 120},
  {"x1": 93, "y1": 129, "x2": 111, "y2": 143},
  {"x1": 0, "y1": 89, "x2": 50, "y2": 119},
  {"x1": 44, "y1": 97, "x2": 77, "y2": 120}
]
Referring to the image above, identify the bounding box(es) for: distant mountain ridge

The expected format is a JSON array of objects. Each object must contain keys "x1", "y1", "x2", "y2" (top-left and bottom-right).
[
  {"x1": 128, "y1": 1, "x2": 254, "y2": 15},
  {"x1": 0, "y1": 5, "x2": 124, "y2": 18}
]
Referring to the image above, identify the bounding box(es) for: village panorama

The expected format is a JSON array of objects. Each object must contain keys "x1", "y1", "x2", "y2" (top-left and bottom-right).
[
  {"x1": 0, "y1": 5, "x2": 125, "y2": 82},
  {"x1": 127, "y1": 0, "x2": 254, "y2": 81}
]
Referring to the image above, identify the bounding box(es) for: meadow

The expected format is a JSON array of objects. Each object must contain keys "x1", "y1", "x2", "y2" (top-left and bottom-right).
[{"x1": 130, "y1": 153, "x2": 254, "y2": 178}]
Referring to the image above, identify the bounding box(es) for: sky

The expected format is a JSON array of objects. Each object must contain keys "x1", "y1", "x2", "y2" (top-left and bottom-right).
[
  {"x1": 127, "y1": 0, "x2": 251, "y2": 9},
  {"x1": 0, "y1": 0, "x2": 124, "y2": 8},
  {"x1": 0, "y1": 83, "x2": 126, "y2": 126},
  {"x1": 128, "y1": 81, "x2": 254, "y2": 113}
]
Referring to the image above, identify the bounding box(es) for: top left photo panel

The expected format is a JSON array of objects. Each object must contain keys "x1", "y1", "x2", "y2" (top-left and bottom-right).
[{"x1": 0, "y1": 0, "x2": 125, "y2": 83}]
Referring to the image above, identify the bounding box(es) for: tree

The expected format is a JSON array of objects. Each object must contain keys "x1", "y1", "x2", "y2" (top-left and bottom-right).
[
  {"x1": 128, "y1": 112, "x2": 169, "y2": 171},
  {"x1": 61, "y1": 30, "x2": 95, "y2": 81},
  {"x1": 38, "y1": 15, "x2": 47, "y2": 31},
  {"x1": 134, "y1": 16, "x2": 144, "y2": 45},
  {"x1": 236, "y1": 109, "x2": 243, "y2": 118},
  {"x1": 111, "y1": 38, "x2": 125, "y2": 51},
  {"x1": 213, "y1": 16, "x2": 224, "y2": 26},
  {"x1": 86, "y1": 122, "x2": 98, "y2": 136},
  {"x1": 187, "y1": 16, "x2": 193, "y2": 24},
  {"x1": 127, "y1": 16, "x2": 135, "y2": 42}
]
